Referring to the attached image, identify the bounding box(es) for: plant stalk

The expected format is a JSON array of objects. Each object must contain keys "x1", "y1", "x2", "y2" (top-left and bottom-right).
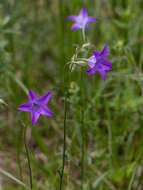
[
  {"x1": 80, "y1": 69, "x2": 86, "y2": 190},
  {"x1": 59, "y1": 64, "x2": 71, "y2": 190},
  {"x1": 59, "y1": 93, "x2": 68, "y2": 190}
]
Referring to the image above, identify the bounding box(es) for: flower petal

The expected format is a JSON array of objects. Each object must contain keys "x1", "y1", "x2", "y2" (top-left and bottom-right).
[
  {"x1": 88, "y1": 56, "x2": 96, "y2": 68},
  {"x1": 85, "y1": 23, "x2": 89, "y2": 30},
  {"x1": 79, "y1": 7, "x2": 88, "y2": 17},
  {"x1": 28, "y1": 89, "x2": 36, "y2": 101},
  {"x1": 101, "y1": 60, "x2": 112, "y2": 70},
  {"x1": 88, "y1": 16, "x2": 98, "y2": 23},
  {"x1": 37, "y1": 92, "x2": 51, "y2": 104},
  {"x1": 71, "y1": 23, "x2": 79, "y2": 31},
  {"x1": 17, "y1": 102, "x2": 32, "y2": 112},
  {"x1": 31, "y1": 111, "x2": 40, "y2": 125},
  {"x1": 99, "y1": 70, "x2": 106, "y2": 81},
  {"x1": 66, "y1": 15, "x2": 77, "y2": 21},
  {"x1": 99, "y1": 44, "x2": 108, "y2": 58},
  {"x1": 41, "y1": 106, "x2": 53, "y2": 117},
  {"x1": 92, "y1": 50, "x2": 99, "y2": 57},
  {"x1": 85, "y1": 67, "x2": 97, "y2": 75}
]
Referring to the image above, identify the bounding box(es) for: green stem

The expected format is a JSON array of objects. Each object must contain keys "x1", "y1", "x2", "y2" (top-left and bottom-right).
[
  {"x1": 59, "y1": 65, "x2": 71, "y2": 190},
  {"x1": 59, "y1": 92, "x2": 68, "y2": 190},
  {"x1": 80, "y1": 26, "x2": 87, "y2": 190},
  {"x1": 82, "y1": 27, "x2": 86, "y2": 43},
  {"x1": 80, "y1": 69, "x2": 85, "y2": 190},
  {"x1": 24, "y1": 126, "x2": 33, "y2": 190}
]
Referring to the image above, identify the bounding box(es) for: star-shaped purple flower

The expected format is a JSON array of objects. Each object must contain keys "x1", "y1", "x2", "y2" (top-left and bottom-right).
[
  {"x1": 18, "y1": 89, "x2": 53, "y2": 125},
  {"x1": 67, "y1": 7, "x2": 98, "y2": 31},
  {"x1": 85, "y1": 45, "x2": 112, "y2": 81}
]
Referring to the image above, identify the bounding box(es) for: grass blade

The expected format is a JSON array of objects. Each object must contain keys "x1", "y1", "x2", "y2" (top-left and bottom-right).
[
  {"x1": 0, "y1": 168, "x2": 31, "y2": 190},
  {"x1": 93, "y1": 171, "x2": 110, "y2": 188}
]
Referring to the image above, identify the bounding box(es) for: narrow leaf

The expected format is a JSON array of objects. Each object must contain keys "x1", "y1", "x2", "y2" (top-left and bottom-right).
[
  {"x1": 0, "y1": 168, "x2": 31, "y2": 190},
  {"x1": 92, "y1": 171, "x2": 110, "y2": 188}
]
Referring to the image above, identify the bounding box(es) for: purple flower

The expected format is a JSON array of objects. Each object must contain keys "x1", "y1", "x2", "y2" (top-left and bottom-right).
[
  {"x1": 67, "y1": 7, "x2": 98, "y2": 31},
  {"x1": 18, "y1": 89, "x2": 53, "y2": 125},
  {"x1": 85, "y1": 45, "x2": 112, "y2": 81}
]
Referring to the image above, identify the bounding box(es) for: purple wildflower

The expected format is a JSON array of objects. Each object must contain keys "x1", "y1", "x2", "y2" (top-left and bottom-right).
[
  {"x1": 85, "y1": 45, "x2": 112, "y2": 81},
  {"x1": 67, "y1": 7, "x2": 98, "y2": 31},
  {"x1": 18, "y1": 89, "x2": 53, "y2": 125}
]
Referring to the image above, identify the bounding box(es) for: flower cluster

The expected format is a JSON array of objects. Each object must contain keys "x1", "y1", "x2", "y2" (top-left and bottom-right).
[
  {"x1": 67, "y1": 7, "x2": 112, "y2": 80},
  {"x1": 18, "y1": 7, "x2": 111, "y2": 125}
]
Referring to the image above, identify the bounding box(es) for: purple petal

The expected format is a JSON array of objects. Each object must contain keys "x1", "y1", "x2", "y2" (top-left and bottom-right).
[
  {"x1": 88, "y1": 56, "x2": 96, "y2": 68},
  {"x1": 85, "y1": 24, "x2": 89, "y2": 30},
  {"x1": 92, "y1": 51, "x2": 99, "y2": 57},
  {"x1": 85, "y1": 67, "x2": 97, "y2": 75},
  {"x1": 88, "y1": 16, "x2": 98, "y2": 23},
  {"x1": 99, "y1": 70, "x2": 106, "y2": 81},
  {"x1": 37, "y1": 92, "x2": 51, "y2": 104},
  {"x1": 79, "y1": 7, "x2": 88, "y2": 17},
  {"x1": 66, "y1": 15, "x2": 77, "y2": 21},
  {"x1": 28, "y1": 89, "x2": 36, "y2": 101},
  {"x1": 31, "y1": 111, "x2": 40, "y2": 125},
  {"x1": 101, "y1": 60, "x2": 112, "y2": 70},
  {"x1": 41, "y1": 106, "x2": 53, "y2": 117},
  {"x1": 99, "y1": 44, "x2": 108, "y2": 58},
  {"x1": 71, "y1": 23, "x2": 79, "y2": 31},
  {"x1": 17, "y1": 102, "x2": 32, "y2": 112}
]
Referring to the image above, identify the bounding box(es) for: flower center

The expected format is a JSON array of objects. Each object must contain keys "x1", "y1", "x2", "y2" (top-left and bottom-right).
[
  {"x1": 77, "y1": 15, "x2": 88, "y2": 27},
  {"x1": 32, "y1": 101, "x2": 40, "y2": 111}
]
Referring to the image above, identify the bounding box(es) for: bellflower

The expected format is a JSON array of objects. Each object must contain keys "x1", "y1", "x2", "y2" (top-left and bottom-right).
[
  {"x1": 67, "y1": 7, "x2": 98, "y2": 31},
  {"x1": 85, "y1": 45, "x2": 112, "y2": 81},
  {"x1": 18, "y1": 89, "x2": 53, "y2": 125}
]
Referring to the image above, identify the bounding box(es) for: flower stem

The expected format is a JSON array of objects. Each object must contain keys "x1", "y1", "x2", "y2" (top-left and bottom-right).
[
  {"x1": 24, "y1": 125, "x2": 33, "y2": 190},
  {"x1": 59, "y1": 92, "x2": 68, "y2": 190},
  {"x1": 82, "y1": 27, "x2": 86, "y2": 43},
  {"x1": 80, "y1": 27, "x2": 86, "y2": 189},
  {"x1": 80, "y1": 68, "x2": 86, "y2": 190},
  {"x1": 59, "y1": 65, "x2": 71, "y2": 190}
]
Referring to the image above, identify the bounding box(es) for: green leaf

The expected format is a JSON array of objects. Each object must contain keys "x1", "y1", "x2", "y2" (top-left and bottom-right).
[
  {"x1": 0, "y1": 168, "x2": 31, "y2": 190},
  {"x1": 92, "y1": 171, "x2": 110, "y2": 188}
]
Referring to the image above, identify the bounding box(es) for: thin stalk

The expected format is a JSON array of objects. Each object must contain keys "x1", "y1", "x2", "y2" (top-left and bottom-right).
[
  {"x1": 24, "y1": 125, "x2": 33, "y2": 190},
  {"x1": 59, "y1": 93, "x2": 68, "y2": 190},
  {"x1": 80, "y1": 69, "x2": 86, "y2": 190},
  {"x1": 59, "y1": 66, "x2": 71, "y2": 190},
  {"x1": 80, "y1": 27, "x2": 86, "y2": 190},
  {"x1": 82, "y1": 27, "x2": 86, "y2": 43}
]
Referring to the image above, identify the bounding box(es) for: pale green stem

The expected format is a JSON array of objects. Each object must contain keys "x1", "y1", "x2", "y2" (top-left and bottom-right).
[
  {"x1": 82, "y1": 27, "x2": 86, "y2": 43},
  {"x1": 80, "y1": 26, "x2": 87, "y2": 190}
]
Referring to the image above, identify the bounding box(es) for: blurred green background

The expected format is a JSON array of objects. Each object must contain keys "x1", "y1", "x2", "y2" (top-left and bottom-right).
[{"x1": 0, "y1": 0, "x2": 143, "y2": 189}]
